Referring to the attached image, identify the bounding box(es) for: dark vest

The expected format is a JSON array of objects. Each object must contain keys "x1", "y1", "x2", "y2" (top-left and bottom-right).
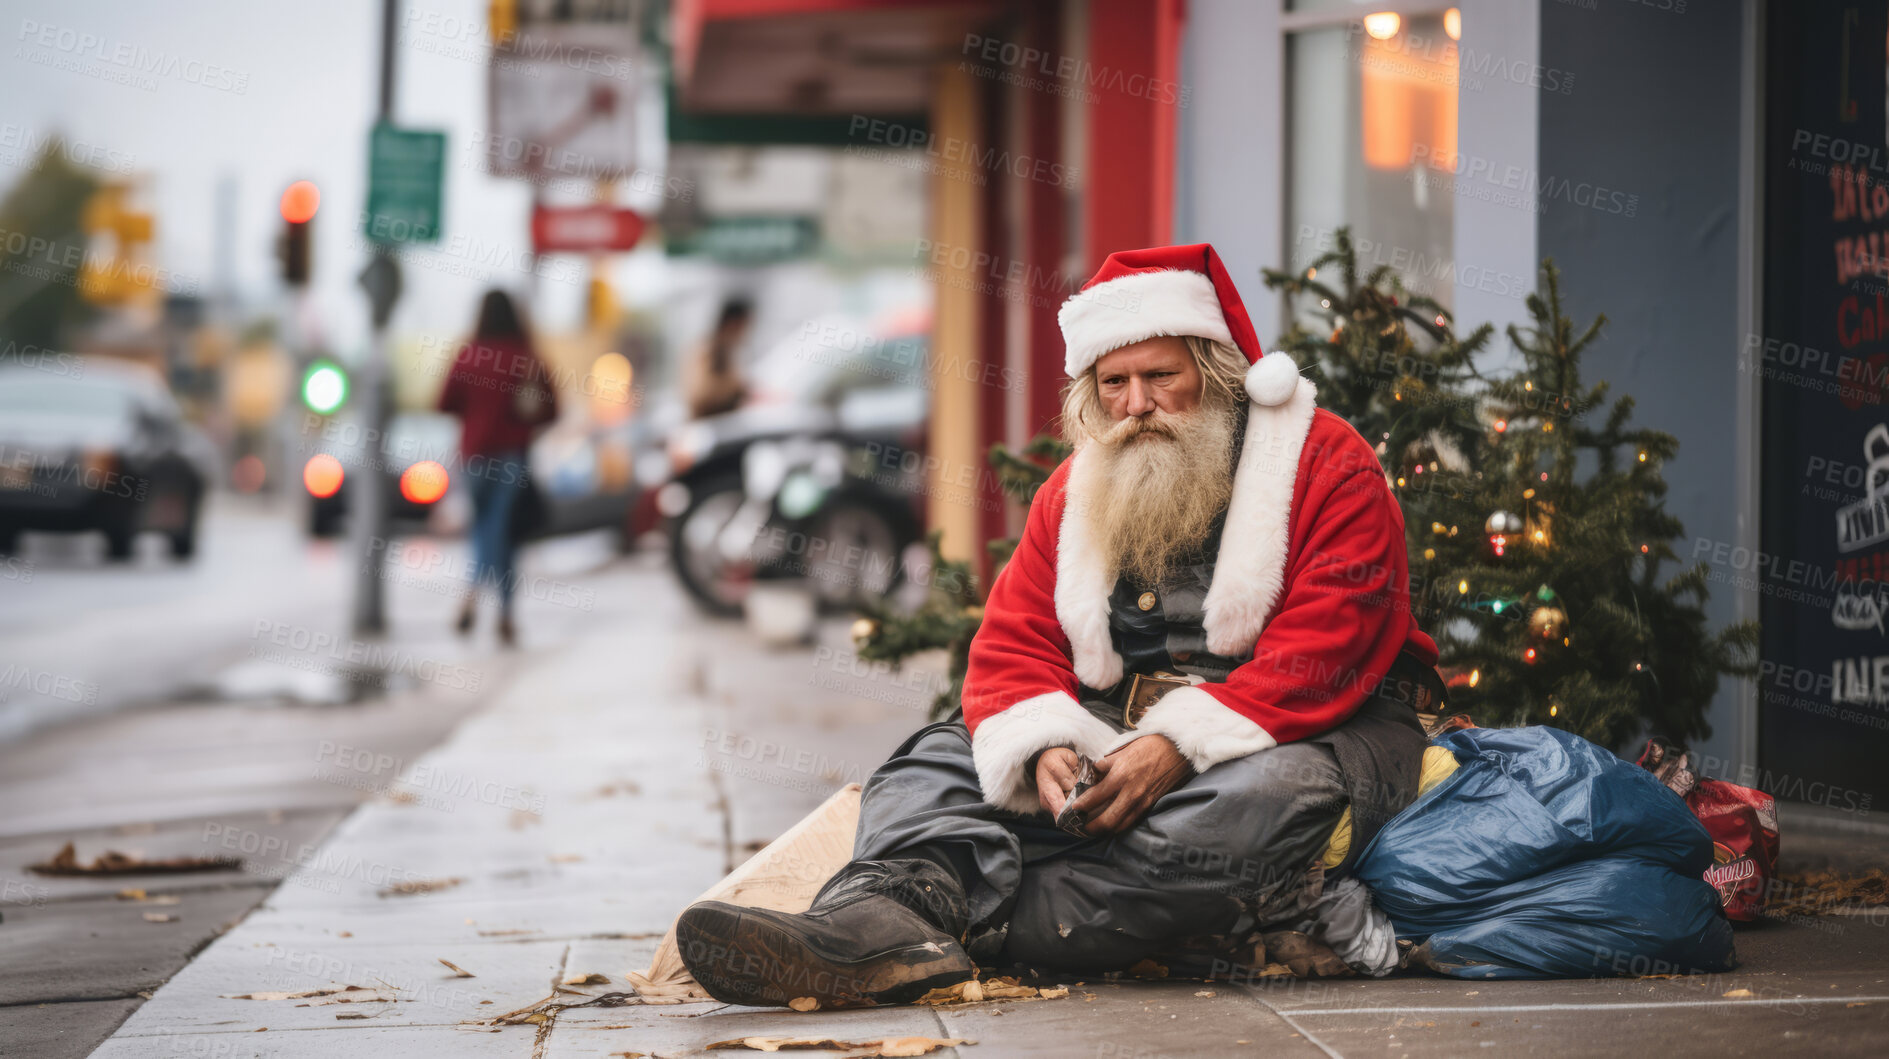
[{"x1": 1078, "y1": 413, "x2": 1434, "y2": 880}]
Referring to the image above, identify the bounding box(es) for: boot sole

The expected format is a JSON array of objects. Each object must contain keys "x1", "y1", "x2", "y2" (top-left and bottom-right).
[{"x1": 676, "y1": 901, "x2": 974, "y2": 1009}]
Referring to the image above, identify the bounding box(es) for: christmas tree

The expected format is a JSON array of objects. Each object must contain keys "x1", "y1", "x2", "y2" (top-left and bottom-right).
[
  {"x1": 1261, "y1": 227, "x2": 1494, "y2": 473},
  {"x1": 852, "y1": 438, "x2": 1070, "y2": 718},
  {"x1": 1274, "y1": 241, "x2": 1757, "y2": 747}
]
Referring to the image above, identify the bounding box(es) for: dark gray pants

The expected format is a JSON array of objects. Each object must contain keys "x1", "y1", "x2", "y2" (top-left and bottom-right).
[{"x1": 852, "y1": 706, "x2": 1348, "y2": 972}]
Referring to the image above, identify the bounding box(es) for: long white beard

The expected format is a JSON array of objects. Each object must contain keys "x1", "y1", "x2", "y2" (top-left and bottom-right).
[{"x1": 1067, "y1": 401, "x2": 1240, "y2": 588}]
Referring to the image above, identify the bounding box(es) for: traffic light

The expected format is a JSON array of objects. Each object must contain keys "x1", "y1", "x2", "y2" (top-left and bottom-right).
[
  {"x1": 301, "y1": 359, "x2": 348, "y2": 414},
  {"x1": 278, "y1": 180, "x2": 319, "y2": 287}
]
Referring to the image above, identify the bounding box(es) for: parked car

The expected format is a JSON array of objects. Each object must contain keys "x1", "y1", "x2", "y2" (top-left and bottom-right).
[
  {"x1": 303, "y1": 412, "x2": 461, "y2": 539},
  {"x1": 304, "y1": 411, "x2": 640, "y2": 547},
  {"x1": 0, "y1": 361, "x2": 215, "y2": 561}
]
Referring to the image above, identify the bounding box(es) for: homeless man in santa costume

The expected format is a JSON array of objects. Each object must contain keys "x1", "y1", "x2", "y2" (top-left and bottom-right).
[{"x1": 677, "y1": 243, "x2": 1447, "y2": 1007}]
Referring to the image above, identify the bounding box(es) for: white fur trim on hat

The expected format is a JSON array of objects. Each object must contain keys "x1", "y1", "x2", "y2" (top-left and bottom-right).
[
  {"x1": 971, "y1": 691, "x2": 1118, "y2": 814},
  {"x1": 1103, "y1": 685, "x2": 1278, "y2": 772},
  {"x1": 1059, "y1": 268, "x2": 1234, "y2": 378},
  {"x1": 1245, "y1": 352, "x2": 1301, "y2": 406}
]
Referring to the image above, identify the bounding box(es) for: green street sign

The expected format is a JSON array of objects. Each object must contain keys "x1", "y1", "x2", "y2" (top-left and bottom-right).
[
  {"x1": 364, "y1": 123, "x2": 445, "y2": 245},
  {"x1": 665, "y1": 215, "x2": 818, "y2": 264}
]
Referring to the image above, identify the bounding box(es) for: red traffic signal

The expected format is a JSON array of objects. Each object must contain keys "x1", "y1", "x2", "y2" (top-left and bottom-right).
[
  {"x1": 278, "y1": 181, "x2": 318, "y2": 287},
  {"x1": 280, "y1": 180, "x2": 320, "y2": 223}
]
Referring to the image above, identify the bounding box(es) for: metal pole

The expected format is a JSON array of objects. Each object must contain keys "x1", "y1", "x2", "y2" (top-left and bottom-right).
[{"x1": 351, "y1": 0, "x2": 401, "y2": 635}]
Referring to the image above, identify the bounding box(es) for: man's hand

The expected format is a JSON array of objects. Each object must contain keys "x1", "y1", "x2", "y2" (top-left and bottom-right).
[
  {"x1": 1035, "y1": 747, "x2": 1081, "y2": 816},
  {"x1": 1070, "y1": 736, "x2": 1192, "y2": 835}
]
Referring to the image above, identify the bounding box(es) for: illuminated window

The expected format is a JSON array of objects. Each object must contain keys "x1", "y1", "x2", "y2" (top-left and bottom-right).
[{"x1": 1284, "y1": 6, "x2": 1460, "y2": 318}]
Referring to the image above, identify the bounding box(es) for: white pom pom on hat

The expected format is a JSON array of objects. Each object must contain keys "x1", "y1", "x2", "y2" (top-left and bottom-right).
[
  {"x1": 1243, "y1": 351, "x2": 1301, "y2": 406},
  {"x1": 1057, "y1": 243, "x2": 1301, "y2": 407}
]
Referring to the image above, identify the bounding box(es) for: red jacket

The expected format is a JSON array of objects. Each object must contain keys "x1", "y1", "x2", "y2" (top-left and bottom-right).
[
  {"x1": 437, "y1": 337, "x2": 559, "y2": 458},
  {"x1": 963, "y1": 379, "x2": 1437, "y2": 812}
]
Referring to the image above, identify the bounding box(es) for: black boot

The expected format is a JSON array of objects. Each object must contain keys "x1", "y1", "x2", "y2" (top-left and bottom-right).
[{"x1": 676, "y1": 858, "x2": 976, "y2": 1009}]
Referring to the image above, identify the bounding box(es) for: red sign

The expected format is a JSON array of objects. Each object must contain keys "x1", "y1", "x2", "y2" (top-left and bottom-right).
[{"x1": 530, "y1": 205, "x2": 646, "y2": 253}]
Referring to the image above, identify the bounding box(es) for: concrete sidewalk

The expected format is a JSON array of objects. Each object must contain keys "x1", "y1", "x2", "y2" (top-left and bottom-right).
[{"x1": 83, "y1": 566, "x2": 1889, "y2": 1058}]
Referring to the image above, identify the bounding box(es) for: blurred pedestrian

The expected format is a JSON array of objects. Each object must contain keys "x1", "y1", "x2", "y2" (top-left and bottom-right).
[
  {"x1": 438, "y1": 289, "x2": 558, "y2": 646},
  {"x1": 683, "y1": 297, "x2": 753, "y2": 419}
]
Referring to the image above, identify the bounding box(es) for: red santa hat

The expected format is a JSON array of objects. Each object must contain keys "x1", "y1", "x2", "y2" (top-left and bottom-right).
[{"x1": 1057, "y1": 242, "x2": 1300, "y2": 406}]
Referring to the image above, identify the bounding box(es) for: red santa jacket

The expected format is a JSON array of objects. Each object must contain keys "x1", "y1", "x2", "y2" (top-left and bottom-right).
[{"x1": 963, "y1": 377, "x2": 1438, "y2": 813}]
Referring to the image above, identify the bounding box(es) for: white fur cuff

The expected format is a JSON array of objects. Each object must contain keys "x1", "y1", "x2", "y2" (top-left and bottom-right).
[
  {"x1": 972, "y1": 692, "x2": 1119, "y2": 814},
  {"x1": 1109, "y1": 686, "x2": 1277, "y2": 772}
]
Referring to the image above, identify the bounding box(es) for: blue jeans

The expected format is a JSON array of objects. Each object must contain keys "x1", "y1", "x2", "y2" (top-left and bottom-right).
[{"x1": 466, "y1": 452, "x2": 527, "y2": 612}]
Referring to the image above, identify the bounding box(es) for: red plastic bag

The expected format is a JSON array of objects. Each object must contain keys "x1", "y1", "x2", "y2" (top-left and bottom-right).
[
  {"x1": 1636, "y1": 738, "x2": 1779, "y2": 921},
  {"x1": 1687, "y1": 779, "x2": 1779, "y2": 921}
]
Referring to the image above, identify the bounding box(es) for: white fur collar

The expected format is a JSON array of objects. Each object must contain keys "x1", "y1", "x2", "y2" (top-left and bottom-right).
[{"x1": 1056, "y1": 377, "x2": 1319, "y2": 684}]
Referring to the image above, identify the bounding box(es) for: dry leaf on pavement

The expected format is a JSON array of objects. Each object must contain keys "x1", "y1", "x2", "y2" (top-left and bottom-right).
[
  {"x1": 379, "y1": 877, "x2": 463, "y2": 898},
  {"x1": 439, "y1": 959, "x2": 475, "y2": 978},
  {"x1": 226, "y1": 987, "x2": 349, "y2": 1001},
  {"x1": 707, "y1": 1036, "x2": 972, "y2": 1055},
  {"x1": 914, "y1": 976, "x2": 1070, "y2": 1007},
  {"x1": 302, "y1": 988, "x2": 397, "y2": 1006},
  {"x1": 223, "y1": 985, "x2": 395, "y2": 1005},
  {"x1": 561, "y1": 972, "x2": 611, "y2": 986},
  {"x1": 30, "y1": 842, "x2": 240, "y2": 876},
  {"x1": 1723, "y1": 988, "x2": 1754, "y2": 998},
  {"x1": 787, "y1": 996, "x2": 820, "y2": 1011}
]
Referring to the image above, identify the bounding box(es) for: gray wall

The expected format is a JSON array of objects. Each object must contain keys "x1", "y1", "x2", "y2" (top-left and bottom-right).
[
  {"x1": 1174, "y1": 0, "x2": 1283, "y2": 342},
  {"x1": 1536, "y1": 0, "x2": 1751, "y2": 763}
]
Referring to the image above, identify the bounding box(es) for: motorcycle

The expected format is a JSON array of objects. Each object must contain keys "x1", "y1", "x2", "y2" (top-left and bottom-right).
[{"x1": 662, "y1": 427, "x2": 922, "y2": 617}]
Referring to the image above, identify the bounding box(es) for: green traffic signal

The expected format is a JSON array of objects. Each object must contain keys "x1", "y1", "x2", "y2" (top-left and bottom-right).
[{"x1": 302, "y1": 361, "x2": 348, "y2": 414}]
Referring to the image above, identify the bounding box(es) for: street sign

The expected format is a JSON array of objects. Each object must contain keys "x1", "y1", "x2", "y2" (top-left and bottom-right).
[
  {"x1": 364, "y1": 123, "x2": 445, "y2": 245},
  {"x1": 531, "y1": 205, "x2": 646, "y2": 253},
  {"x1": 665, "y1": 216, "x2": 818, "y2": 265},
  {"x1": 486, "y1": 23, "x2": 641, "y2": 179}
]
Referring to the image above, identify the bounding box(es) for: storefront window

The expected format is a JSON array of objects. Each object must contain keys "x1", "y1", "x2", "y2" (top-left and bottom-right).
[{"x1": 1285, "y1": 9, "x2": 1460, "y2": 318}]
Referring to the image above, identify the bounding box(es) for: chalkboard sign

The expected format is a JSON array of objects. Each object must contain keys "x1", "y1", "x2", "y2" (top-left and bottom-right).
[{"x1": 1759, "y1": 0, "x2": 1889, "y2": 808}]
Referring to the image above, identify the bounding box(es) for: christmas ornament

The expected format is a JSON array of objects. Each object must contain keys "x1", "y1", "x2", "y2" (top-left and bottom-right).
[
  {"x1": 1486, "y1": 510, "x2": 1522, "y2": 557},
  {"x1": 1485, "y1": 511, "x2": 1524, "y2": 535},
  {"x1": 1530, "y1": 605, "x2": 1567, "y2": 639}
]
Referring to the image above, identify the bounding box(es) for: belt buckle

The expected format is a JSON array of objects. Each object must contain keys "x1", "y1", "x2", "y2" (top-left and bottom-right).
[{"x1": 1123, "y1": 671, "x2": 1191, "y2": 729}]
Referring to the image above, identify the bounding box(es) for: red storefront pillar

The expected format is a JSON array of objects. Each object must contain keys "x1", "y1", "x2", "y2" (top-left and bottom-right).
[{"x1": 1082, "y1": 0, "x2": 1185, "y2": 272}]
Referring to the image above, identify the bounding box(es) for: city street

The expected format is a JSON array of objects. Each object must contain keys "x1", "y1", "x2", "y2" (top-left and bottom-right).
[
  {"x1": 3, "y1": 529, "x2": 1886, "y2": 1058},
  {"x1": 10, "y1": 1, "x2": 1889, "y2": 1055}
]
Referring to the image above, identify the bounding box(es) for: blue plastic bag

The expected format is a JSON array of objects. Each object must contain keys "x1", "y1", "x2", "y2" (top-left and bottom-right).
[{"x1": 1352, "y1": 725, "x2": 1737, "y2": 979}]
